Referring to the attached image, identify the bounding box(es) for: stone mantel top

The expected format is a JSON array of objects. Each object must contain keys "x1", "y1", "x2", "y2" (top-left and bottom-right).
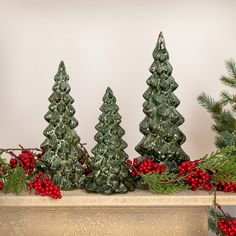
[{"x1": 0, "y1": 189, "x2": 236, "y2": 208}]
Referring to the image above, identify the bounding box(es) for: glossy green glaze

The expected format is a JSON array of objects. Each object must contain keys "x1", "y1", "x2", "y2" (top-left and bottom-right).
[
  {"x1": 85, "y1": 87, "x2": 135, "y2": 195},
  {"x1": 40, "y1": 61, "x2": 88, "y2": 190},
  {"x1": 135, "y1": 32, "x2": 189, "y2": 165}
]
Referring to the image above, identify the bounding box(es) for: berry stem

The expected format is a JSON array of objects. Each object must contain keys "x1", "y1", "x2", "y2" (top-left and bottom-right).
[
  {"x1": 0, "y1": 149, "x2": 19, "y2": 159},
  {"x1": 0, "y1": 148, "x2": 37, "y2": 175},
  {"x1": 216, "y1": 203, "x2": 228, "y2": 218},
  {"x1": 213, "y1": 188, "x2": 220, "y2": 235},
  {"x1": 0, "y1": 147, "x2": 41, "y2": 152}
]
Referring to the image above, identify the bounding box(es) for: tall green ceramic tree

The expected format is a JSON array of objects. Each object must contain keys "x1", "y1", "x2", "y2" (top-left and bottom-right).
[
  {"x1": 85, "y1": 87, "x2": 135, "y2": 194},
  {"x1": 40, "y1": 61, "x2": 89, "y2": 190},
  {"x1": 135, "y1": 32, "x2": 189, "y2": 166}
]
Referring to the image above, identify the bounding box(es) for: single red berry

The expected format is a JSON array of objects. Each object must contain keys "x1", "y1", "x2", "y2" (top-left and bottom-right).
[{"x1": 0, "y1": 181, "x2": 3, "y2": 190}]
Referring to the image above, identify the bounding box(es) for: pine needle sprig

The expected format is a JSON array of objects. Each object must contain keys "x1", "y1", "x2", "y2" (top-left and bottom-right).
[
  {"x1": 208, "y1": 188, "x2": 234, "y2": 236},
  {"x1": 208, "y1": 206, "x2": 225, "y2": 236},
  {"x1": 209, "y1": 208, "x2": 220, "y2": 235},
  {"x1": 220, "y1": 90, "x2": 236, "y2": 104},
  {"x1": 0, "y1": 149, "x2": 37, "y2": 195},
  {"x1": 3, "y1": 165, "x2": 27, "y2": 195},
  {"x1": 198, "y1": 59, "x2": 236, "y2": 148},
  {"x1": 198, "y1": 93, "x2": 223, "y2": 114},
  {"x1": 0, "y1": 156, "x2": 9, "y2": 171},
  {"x1": 220, "y1": 91, "x2": 234, "y2": 105},
  {"x1": 198, "y1": 146, "x2": 236, "y2": 183},
  {"x1": 215, "y1": 132, "x2": 236, "y2": 149},
  {"x1": 220, "y1": 60, "x2": 236, "y2": 88},
  {"x1": 220, "y1": 75, "x2": 236, "y2": 88},
  {"x1": 142, "y1": 172, "x2": 188, "y2": 194}
]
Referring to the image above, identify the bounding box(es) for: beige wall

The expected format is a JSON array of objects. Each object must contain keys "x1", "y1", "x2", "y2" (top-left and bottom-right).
[{"x1": 1, "y1": 1, "x2": 236, "y2": 164}]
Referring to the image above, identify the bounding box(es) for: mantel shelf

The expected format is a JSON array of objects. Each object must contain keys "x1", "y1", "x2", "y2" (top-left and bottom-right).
[
  {"x1": 1, "y1": 189, "x2": 236, "y2": 235},
  {"x1": 1, "y1": 189, "x2": 236, "y2": 207}
]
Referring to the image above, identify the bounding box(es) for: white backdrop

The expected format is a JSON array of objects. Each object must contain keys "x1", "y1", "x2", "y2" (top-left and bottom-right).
[
  {"x1": 2, "y1": 0, "x2": 236, "y2": 159},
  {"x1": 0, "y1": 0, "x2": 236, "y2": 221}
]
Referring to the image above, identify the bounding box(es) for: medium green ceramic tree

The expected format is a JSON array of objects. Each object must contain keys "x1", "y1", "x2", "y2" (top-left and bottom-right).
[
  {"x1": 40, "y1": 61, "x2": 89, "y2": 190},
  {"x1": 135, "y1": 32, "x2": 189, "y2": 166},
  {"x1": 85, "y1": 87, "x2": 135, "y2": 194}
]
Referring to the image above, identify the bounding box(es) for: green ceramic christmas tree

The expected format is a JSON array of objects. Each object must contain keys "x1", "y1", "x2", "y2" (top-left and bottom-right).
[
  {"x1": 85, "y1": 87, "x2": 135, "y2": 195},
  {"x1": 135, "y1": 32, "x2": 189, "y2": 166},
  {"x1": 40, "y1": 61, "x2": 89, "y2": 190}
]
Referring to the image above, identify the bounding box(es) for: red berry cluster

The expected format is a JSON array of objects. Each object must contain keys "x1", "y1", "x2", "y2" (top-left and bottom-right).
[
  {"x1": 216, "y1": 182, "x2": 236, "y2": 193},
  {"x1": 178, "y1": 160, "x2": 213, "y2": 191},
  {"x1": 218, "y1": 218, "x2": 236, "y2": 236},
  {"x1": 10, "y1": 149, "x2": 36, "y2": 174},
  {"x1": 127, "y1": 158, "x2": 166, "y2": 176},
  {"x1": 0, "y1": 180, "x2": 3, "y2": 190},
  {"x1": 28, "y1": 172, "x2": 62, "y2": 199},
  {"x1": 178, "y1": 160, "x2": 200, "y2": 174}
]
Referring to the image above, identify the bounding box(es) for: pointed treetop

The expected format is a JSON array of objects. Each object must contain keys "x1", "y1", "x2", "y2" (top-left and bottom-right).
[
  {"x1": 103, "y1": 87, "x2": 116, "y2": 103},
  {"x1": 159, "y1": 31, "x2": 163, "y2": 37},
  {"x1": 58, "y1": 60, "x2": 66, "y2": 73},
  {"x1": 106, "y1": 86, "x2": 113, "y2": 94},
  {"x1": 54, "y1": 60, "x2": 69, "y2": 82},
  {"x1": 157, "y1": 32, "x2": 165, "y2": 50},
  {"x1": 153, "y1": 32, "x2": 169, "y2": 61}
]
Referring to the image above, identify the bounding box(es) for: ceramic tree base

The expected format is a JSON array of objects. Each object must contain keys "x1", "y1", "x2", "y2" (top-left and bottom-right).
[{"x1": 0, "y1": 190, "x2": 236, "y2": 236}]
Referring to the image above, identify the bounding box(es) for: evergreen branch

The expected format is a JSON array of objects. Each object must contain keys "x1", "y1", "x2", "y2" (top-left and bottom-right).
[
  {"x1": 208, "y1": 208, "x2": 219, "y2": 235},
  {"x1": 209, "y1": 205, "x2": 224, "y2": 235},
  {"x1": 215, "y1": 131, "x2": 236, "y2": 148},
  {"x1": 212, "y1": 111, "x2": 236, "y2": 132},
  {"x1": 209, "y1": 189, "x2": 231, "y2": 235},
  {"x1": 220, "y1": 91, "x2": 233, "y2": 105},
  {"x1": 220, "y1": 60, "x2": 236, "y2": 88},
  {"x1": 3, "y1": 165, "x2": 27, "y2": 195},
  {"x1": 0, "y1": 156, "x2": 11, "y2": 178},
  {"x1": 198, "y1": 60, "x2": 236, "y2": 148},
  {"x1": 142, "y1": 172, "x2": 188, "y2": 194},
  {"x1": 198, "y1": 146, "x2": 236, "y2": 183},
  {"x1": 0, "y1": 149, "x2": 36, "y2": 195},
  {"x1": 220, "y1": 91, "x2": 236, "y2": 113},
  {"x1": 225, "y1": 59, "x2": 236, "y2": 80},
  {"x1": 208, "y1": 189, "x2": 233, "y2": 236},
  {"x1": 212, "y1": 124, "x2": 222, "y2": 133},
  {"x1": 220, "y1": 75, "x2": 236, "y2": 88},
  {"x1": 197, "y1": 93, "x2": 223, "y2": 114}
]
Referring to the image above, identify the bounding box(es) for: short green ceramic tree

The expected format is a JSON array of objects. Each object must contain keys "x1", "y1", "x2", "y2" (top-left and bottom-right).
[
  {"x1": 40, "y1": 61, "x2": 89, "y2": 190},
  {"x1": 85, "y1": 87, "x2": 135, "y2": 195},
  {"x1": 135, "y1": 32, "x2": 189, "y2": 166}
]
